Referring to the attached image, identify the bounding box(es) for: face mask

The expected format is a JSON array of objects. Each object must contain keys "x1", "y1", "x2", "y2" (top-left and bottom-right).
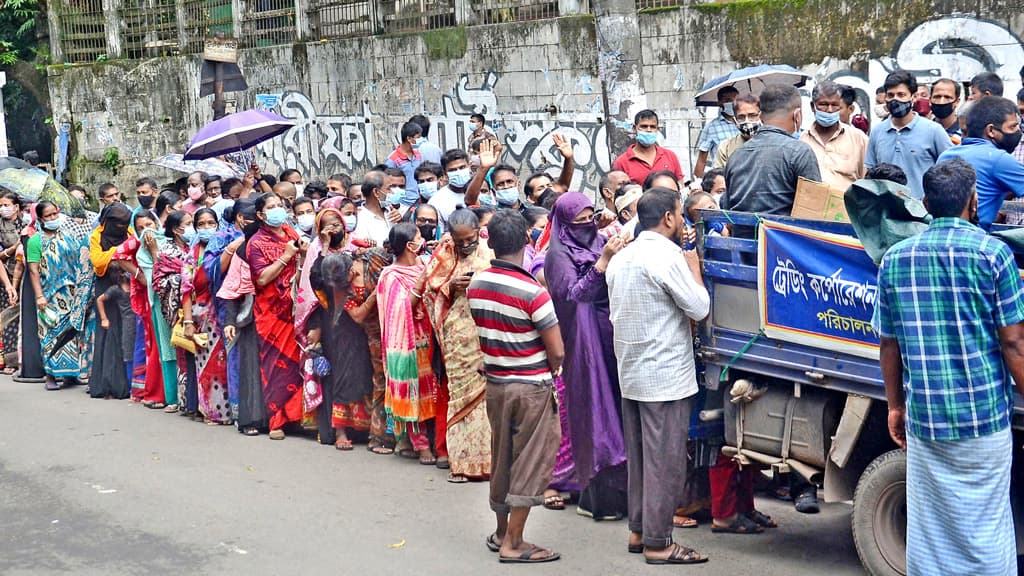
[
  {"x1": 418, "y1": 180, "x2": 438, "y2": 199},
  {"x1": 296, "y1": 213, "x2": 315, "y2": 232},
  {"x1": 402, "y1": 187, "x2": 420, "y2": 205},
  {"x1": 530, "y1": 228, "x2": 543, "y2": 244},
  {"x1": 887, "y1": 99, "x2": 913, "y2": 119},
  {"x1": 478, "y1": 194, "x2": 497, "y2": 207},
  {"x1": 21, "y1": 213, "x2": 31, "y2": 226},
  {"x1": 738, "y1": 121, "x2": 760, "y2": 138},
  {"x1": 0, "y1": 206, "x2": 15, "y2": 219},
  {"x1": 874, "y1": 103, "x2": 890, "y2": 118},
  {"x1": 42, "y1": 216, "x2": 62, "y2": 231},
  {"x1": 264, "y1": 206, "x2": 288, "y2": 227},
  {"x1": 636, "y1": 131, "x2": 658, "y2": 147},
  {"x1": 343, "y1": 214, "x2": 357, "y2": 233},
  {"x1": 997, "y1": 129, "x2": 1023, "y2": 154},
  {"x1": 931, "y1": 101, "x2": 956, "y2": 120},
  {"x1": 138, "y1": 195, "x2": 155, "y2": 209},
  {"x1": 196, "y1": 228, "x2": 216, "y2": 243},
  {"x1": 385, "y1": 189, "x2": 405, "y2": 207},
  {"x1": 448, "y1": 168, "x2": 472, "y2": 189},
  {"x1": 407, "y1": 240, "x2": 424, "y2": 254},
  {"x1": 188, "y1": 186, "x2": 204, "y2": 201},
  {"x1": 181, "y1": 226, "x2": 196, "y2": 244},
  {"x1": 354, "y1": 199, "x2": 365, "y2": 208},
  {"x1": 792, "y1": 129, "x2": 802, "y2": 139},
  {"x1": 567, "y1": 221, "x2": 597, "y2": 245},
  {"x1": 722, "y1": 102, "x2": 735, "y2": 117},
  {"x1": 458, "y1": 240, "x2": 479, "y2": 257},
  {"x1": 496, "y1": 187, "x2": 519, "y2": 206},
  {"x1": 417, "y1": 224, "x2": 437, "y2": 242},
  {"x1": 815, "y1": 109, "x2": 840, "y2": 127},
  {"x1": 294, "y1": 183, "x2": 305, "y2": 197},
  {"x1": 469, "y1": 122, "x2": 480, "y2": 132},
  {"x1": 412, "y1": 137, "x2": 425, "y2": 149}
]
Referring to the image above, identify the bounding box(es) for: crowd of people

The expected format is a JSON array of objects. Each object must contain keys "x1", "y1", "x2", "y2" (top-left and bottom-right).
[{"x1": 8, "y1": 67, "x2": 1024, "y2": 568}]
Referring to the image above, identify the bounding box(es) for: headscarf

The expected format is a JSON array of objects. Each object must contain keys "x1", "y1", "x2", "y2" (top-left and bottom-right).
[
  {"x1": 549, "y1": 192, "x2": 604, "y2": 273},
  {"x1": 90, "y1": 202, "x2": 133, "y2": 276},
  {"x1": 296, "y1": 207, "x2": 346, "y2": 343}
]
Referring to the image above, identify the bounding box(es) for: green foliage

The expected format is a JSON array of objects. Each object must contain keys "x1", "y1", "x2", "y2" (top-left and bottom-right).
[
  {"x1": 101, "y1": 147, "x2": 123, "y2": 175},
  {"x1": 0, "y1": 0, "x2": 39, "y2": 65},
  {"x1": 421, "y1": 27, "x2": 467, "y2": 60}
]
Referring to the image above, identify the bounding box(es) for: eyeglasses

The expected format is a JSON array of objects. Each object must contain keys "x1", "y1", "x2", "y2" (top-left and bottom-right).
[
  {"x1": 415, "y1": 217, "x2": 438, "y2": 226},
  {"x1": 734, "y1": 112, "x2": 760, "y2": 122}
]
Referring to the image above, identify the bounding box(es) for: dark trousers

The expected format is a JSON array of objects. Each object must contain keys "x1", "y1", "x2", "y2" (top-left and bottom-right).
[{"x1": 622, "y1": 396, "x2": 692, "y2": 549}]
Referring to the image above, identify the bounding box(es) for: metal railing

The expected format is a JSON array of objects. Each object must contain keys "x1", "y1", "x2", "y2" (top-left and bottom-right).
[
  {"x1": 635, "y1": 0, "x2": 681, "y2": 10},
  {"x1": 55, "y1": 0, "x2": 592, "y2": 63}
]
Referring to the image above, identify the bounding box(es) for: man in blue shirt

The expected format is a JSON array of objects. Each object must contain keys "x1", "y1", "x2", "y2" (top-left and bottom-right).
[
  {"x1": 937, "y1": 96, "x2": 1024, "y2": 230},
  {"x1": 866, "y1": 70, "x2": 952, "y2": 199}
]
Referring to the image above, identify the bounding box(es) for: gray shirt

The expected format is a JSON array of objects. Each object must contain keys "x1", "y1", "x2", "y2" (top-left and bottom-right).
[
  {"x1": 722, "y1": 125, "x2": 822, "y2": 215},
  {"x1": 865, "y1": 113, "x2": 952, "y2": 199}
]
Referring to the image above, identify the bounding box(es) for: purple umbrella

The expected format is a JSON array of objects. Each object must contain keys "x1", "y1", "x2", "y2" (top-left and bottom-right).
[{"x1": 184, "y1": 110, "x2": 295, "y2": 160}]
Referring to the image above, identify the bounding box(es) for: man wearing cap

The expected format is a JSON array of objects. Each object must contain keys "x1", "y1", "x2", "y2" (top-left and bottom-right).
[{"x1": 601, "y1": 185, "x2": 643, "y2": 240}]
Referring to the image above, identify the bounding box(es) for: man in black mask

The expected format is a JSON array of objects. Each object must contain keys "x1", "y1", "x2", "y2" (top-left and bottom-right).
[
  {"x1": 937, "y1": 95, "x2": 1024, "y2": 230},
  {"x1": 134, "y1": 177, "x2": 160, "y2": 220},
  {"x1": 930, "y1": 78, "x2": 962, "y2": 143},
  {"x1": 413, "y1": 203, "x2": 440, "y2": 254}
]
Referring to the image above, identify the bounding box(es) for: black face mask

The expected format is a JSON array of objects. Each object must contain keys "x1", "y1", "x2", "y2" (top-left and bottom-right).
[
  {"x1": 887, "y1": 99, "x2": 914, "y2": 119},
  {"x1": 931, "y1": 101, "x2": 956, "y2": 120},
  {"x1": 996, "y1": 129, "x2": 1023, "y2": 154},
  {"x1": 138, "y1": 195, "x2": 155, "y2": 209},
  {"x1": 417, "y1": 224, "x2": 437, "y2": 242},
  {"x1": 329, "y1": 231, "x2": 347, "y2": 249}
]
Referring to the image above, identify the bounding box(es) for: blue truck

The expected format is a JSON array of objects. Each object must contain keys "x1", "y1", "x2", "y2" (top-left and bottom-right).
[{"x1": 697, "y1": 210, "x2": 1024, "y2": 576}]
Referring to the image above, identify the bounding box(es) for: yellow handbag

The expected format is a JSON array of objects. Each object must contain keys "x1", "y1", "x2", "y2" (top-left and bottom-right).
[{"x1": 170, "y1": 311, "x2": 197, "y2": 354}]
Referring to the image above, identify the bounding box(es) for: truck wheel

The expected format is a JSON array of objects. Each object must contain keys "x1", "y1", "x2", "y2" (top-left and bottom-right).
[{"x1": 852, "y1": 449, "x2": 907, "y2": 576}]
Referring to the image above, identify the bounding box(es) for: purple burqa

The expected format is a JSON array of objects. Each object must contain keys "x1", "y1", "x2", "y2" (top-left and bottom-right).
[{"x1": 544, "y1": 193, "x2": 628, "y2": 498}]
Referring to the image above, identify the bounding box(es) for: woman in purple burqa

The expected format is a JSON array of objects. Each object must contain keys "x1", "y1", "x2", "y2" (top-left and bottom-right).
[{"x1": 544, "y1": 192, "x2": 628, "y2": 520}]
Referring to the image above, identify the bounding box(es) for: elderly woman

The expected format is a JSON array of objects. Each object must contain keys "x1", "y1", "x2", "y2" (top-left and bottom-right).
[
  {"x1": 26, "y1": 201, "x2": 95, "y2": 391},
  {"x1": 418, "y1": 208, "x2": 493, "y2": 482},
  {"x1": 544, "y1": 192, "x2": 628, "y2": 520}
]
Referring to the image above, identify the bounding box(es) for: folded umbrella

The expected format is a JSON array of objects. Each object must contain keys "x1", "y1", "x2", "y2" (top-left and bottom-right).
[
  {"x1": 695, "y1": 64, "x2": 810, "y2": 107},
  {"x1": 184, "y1": 110, "x2": 295, "y2": 160},
  {"x1": 150, "y1": 153, "x2": 242, "y2": 179}
]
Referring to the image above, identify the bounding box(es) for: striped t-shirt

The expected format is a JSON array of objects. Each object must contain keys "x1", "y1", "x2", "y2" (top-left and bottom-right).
[{"x1": 467, "y1": 259, "x2": 559, "y2": 386}]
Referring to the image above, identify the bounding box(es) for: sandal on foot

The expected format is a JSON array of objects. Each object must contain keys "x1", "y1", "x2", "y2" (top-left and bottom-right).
[
  {"x1": 419, "y1": 455, "x2": 437, "y2": 466},
  {"x1": 268, "y1": 429, "x2": 285, "y2": 440},
  {"x1": 543, "y1": 494, "x2": 565, "y2": 510},
  {"x1": 397, "y1": 449, "x2": 418, "y2": 460},
  {"x1": 673, "y1": 515, "x2": 698, "y2": 529},
  {"x1": 645, "y1": 544, "x2": 709, "y2": 565},
  {"x1": 335, "y1": 439, "x2": 354, "y2": 451},
  {"x1": 486, "y1": 533, "x2": 501, "y2": 553},
  {"x1": 241, "y1": 426, "x2": 260, "y2": 436},
  {"x1": 367, "y1": 441, "x2": 394, "y2": 455},
  {"x1": 447, "y1": 473, "x2": 469, "y2": 484},
  {"x1": 627, "y1": 543, "x2": 643, "y2": 554},
  {"x1": 435, "y1": 457, "x2": 450, "y2": 470},
  {"x1": 45, "y1": 380, "x2": 60, "y2": 391},
  {"x1": 711, "y1": 515, "x2": 763, "y2": 534},
  {"x1": 746, "y1": 510, "x2": 778, "y2": 528},
  {"x1": 498, "y1": 546, "x2": 560, "y2": 564},
  {"x1": 163, "y1": 404, "x2": 179, "y2": 414}
]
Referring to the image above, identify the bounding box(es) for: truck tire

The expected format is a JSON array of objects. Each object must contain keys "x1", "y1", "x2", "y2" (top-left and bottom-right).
[{"x1": 852, "y1": 449, "x2": 907, "y2": 576}]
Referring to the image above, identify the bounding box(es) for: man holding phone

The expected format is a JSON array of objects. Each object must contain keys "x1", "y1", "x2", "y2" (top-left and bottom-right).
[{"x1": 353, "y1": 170, "x2": 400, "y2": 246}]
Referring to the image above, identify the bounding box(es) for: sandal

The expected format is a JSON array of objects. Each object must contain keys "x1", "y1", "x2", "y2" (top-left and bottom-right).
[
  {"x1": 543, "y1": 494, "x2": 565, "y2": 510},
  {"x1": 419, "y1": 455, "x2": 437, "y2": 466},
  {"x1": 746, "y1": 510, "x2": 778, "y2": 528},
  {"x1": 241, "y1": 426, "x2": 260, "y2": 436},
  {"x1": 3, "y1": 367, "x2": 17, "y2": 375},
  {"x1": 367, "y1": 440, "x2": 394, "y2": 455},
  {"x1": 485, "y1": 533, "x2": 501, "y2": 553},
  {"x1": 711, "y1": 515, "x2": 763, "y2": 534},
  {"x1": 672, "y1": 515, "x2": 699, "y2": 529},
  {"x1": 335, "y1": 439, "x2": 353, "y2": 451},
  {"x1": 268, "y1": 429, "x2": 286, "y2": 440},
  {"x1": 645, "y1": 544, "x2": 709, "y2": 565},
  {"x1": 435, "y1": 457, "x2": 450, "y2": 470},
  {"x1": 499, "y1": 545, "x2": 561, "y2": 564},
  {"x1": 447, "y1": 473, "x2": 469, "y2": 484},
  {"x1": 628, "y1": 543, "x2": 643, "y2": 554},
  {"x1": 163, "y1": 404, "x2": 179, "y2": 414},
  {"x1": 397, "y1": 449, "x2": 419, "y2": 460}
]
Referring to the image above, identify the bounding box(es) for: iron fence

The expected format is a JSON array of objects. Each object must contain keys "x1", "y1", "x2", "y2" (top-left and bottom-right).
[
  {"x1": 310, "y1": 0, "x2": 376, "y2": 39},
  {"x1": 244, "y1": 0, "x2": 299, "y2": 47},
  {"x1": 636, "y1": 0, "x2": 681, "y2": 10},
  {"x1": 180, "y1": 0, "x2": 235, "y2": 54},
  {"x1": 123, "y1": 0, "x2": 179, "y2": 58},
  {"x1": 471, "y1": 0, "x2": 559, "y2": 24},
  {"x1": 59, "y1": 0, "x2": 107, "y2": 63},
  {"x1": 380, "y1": 0, "x2": 456, "y2": 33}
]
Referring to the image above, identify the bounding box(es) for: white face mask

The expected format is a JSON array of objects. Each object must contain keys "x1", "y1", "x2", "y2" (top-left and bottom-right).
[
  {"x1": 294, "y1": 183, "x2": 305, "y2": 197},
  {"x1": 0, "y1": 206, "x2": 15, "y2": 219},
  {"x1": 296, "y1": 213, "x2": 315, "y2": 232}
]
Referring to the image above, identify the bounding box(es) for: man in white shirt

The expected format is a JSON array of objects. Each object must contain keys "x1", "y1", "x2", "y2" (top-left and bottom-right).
[
  {"x1": 429, "y1": 149, "x2": 473, "y2": 226},
  {"x1": 352, "y1": 170, "x2": 400, "y2": 246},
  {"x1": 606, "y1": 186, "x2": 710, "y2": 566}
]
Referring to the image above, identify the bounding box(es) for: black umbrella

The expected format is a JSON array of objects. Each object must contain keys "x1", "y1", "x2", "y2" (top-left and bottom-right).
[{"x1": 0, "y1": 156, "x2": 33, "y2": 171}]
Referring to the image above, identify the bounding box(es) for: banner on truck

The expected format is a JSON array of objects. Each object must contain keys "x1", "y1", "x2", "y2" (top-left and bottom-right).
[{"x1": 758, "y1": 219, "x2": 880, "y2": 359}]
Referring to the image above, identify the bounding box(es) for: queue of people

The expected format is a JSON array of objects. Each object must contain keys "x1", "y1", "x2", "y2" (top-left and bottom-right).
[{"x1": 11, "y1": 73, "x2": 1024, "y2": 568}]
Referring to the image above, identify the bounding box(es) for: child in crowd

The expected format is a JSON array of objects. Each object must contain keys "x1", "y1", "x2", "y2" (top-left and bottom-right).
[{"x1": 97, "y1": 271, "x2": 136, "y2": 386}]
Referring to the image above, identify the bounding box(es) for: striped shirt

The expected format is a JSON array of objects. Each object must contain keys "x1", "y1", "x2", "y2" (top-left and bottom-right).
[{"x1": 467, "y1": 259, "x2": 559, "y2": 386}]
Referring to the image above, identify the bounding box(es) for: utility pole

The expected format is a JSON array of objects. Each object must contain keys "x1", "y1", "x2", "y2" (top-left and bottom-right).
[{"x1": 591, "y1": 0, "x2": 647, "y2": 159}]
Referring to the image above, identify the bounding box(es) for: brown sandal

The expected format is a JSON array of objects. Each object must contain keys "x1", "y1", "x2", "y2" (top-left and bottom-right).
[{"x1": 335, "y1": 439, "x2": 353, "y2": 451}]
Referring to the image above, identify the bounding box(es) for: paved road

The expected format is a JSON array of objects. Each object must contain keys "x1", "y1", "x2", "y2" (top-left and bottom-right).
[{"x1": 0, "y1": 378, "x2": 866, "y2": 575}]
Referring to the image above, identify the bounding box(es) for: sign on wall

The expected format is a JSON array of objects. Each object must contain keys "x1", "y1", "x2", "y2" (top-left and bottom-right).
[{"x1": 757, "y1": 219, "x2": 880, "y2": 359}]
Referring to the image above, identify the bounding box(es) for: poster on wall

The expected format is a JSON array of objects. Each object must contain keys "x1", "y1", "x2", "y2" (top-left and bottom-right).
[{"x1": 757, "y1": 219, "x2": 880, "y2": 359}]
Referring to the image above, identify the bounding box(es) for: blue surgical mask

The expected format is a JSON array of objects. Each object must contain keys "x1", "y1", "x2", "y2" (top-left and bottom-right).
[
  {"x1": 42, "y1": 216, "x2": 62, "y2": 231},
  {"x1": 530, "y1": 228, "x2": 543, "y2": 244},
  {"x1": 722, "y1": 102, "x2": 735, "y2": 117},
  {"x1": 264, "y1": 206, "x2": 288, "y2": 227},
  {"x1": 181, "y1": 226, "x2": 197, "y2": 244},
  {"x1": 418, "y1": 180, "x2": 438, "y2": 200},
  {"x1": 412, "y1": 137, "x2": 425, "y2": 149},
  {"x1": 448, "y1": 168, "x2": 472, "y2": 189},
  {"x1": 196, "y1": 228, "x2": 216, "y2": 243},
  {"x1": 386, "y1": 189, "x2": 405, "y2": 207},
  {"x1": 792, "y1": 130, "x2": 802, "y2": 139},
  {"x1": 636, "y1": 131, "x2": 658, "y2": 147},
  {"x1": 403, "y1": 187, "x2": 420, "y2": 205},
  {"x1": 343, "y1": 214, "x2": 357, "y2": 233},
  {"x1": 815, "y1": 109, "x2": 840, "y2": 127},
  {"x1": 478, "y1": 194, "x2": 497, "y2": 207},
  {"x1": 495, "y1": 187, "x2": 519, "y2": 206}
]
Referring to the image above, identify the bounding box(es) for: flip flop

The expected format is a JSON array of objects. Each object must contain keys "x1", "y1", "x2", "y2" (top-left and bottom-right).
[
  {"x1": 627, "y1": 544, "x2": 643, "y2": 554},
  {"x1": 241, "y1": 426, "x2": 260, "y2": 436},
  {"x1": 645, "y1": 544, "x2": 709, "y2": 565},
  {"x1": 447, "y1": 473, "x2": 469, "y2": 484},
  {"x1": 498, "y1": 546, "x2": 561, "y2": 564},
  {"x1": 335, "y1": 439, "x2": 354, "y2": 451},
  {"x1": 419, "y1": 456, "x2": 437, "y2": 466},
  {"x1": 673, "y1": 515, "x2": 699, "y2": 528},
  {"x1": 711, "y1": 515, "x2": 763, "y2": 534},
  {"x1": 435, "y1": 457, "x2": 450, "y2": 470},
  {"x1": 543, "y1": 494, "x2": 565, "y2": 510},
  {"x1": 485, "y1": 533, "x2": 501, "y2": 553},
  {"x1": 746, "y1": 510, "x2": 778, "y2": 528}
]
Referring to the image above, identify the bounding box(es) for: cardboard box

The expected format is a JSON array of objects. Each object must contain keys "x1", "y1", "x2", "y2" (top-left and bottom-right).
[{"x1": 791, "y1": 177, "x2": 850, "y2": 223}]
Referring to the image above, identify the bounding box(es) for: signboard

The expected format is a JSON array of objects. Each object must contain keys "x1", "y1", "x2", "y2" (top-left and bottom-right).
[
  {"x1": 203, "y1": 37, "x2": 238, "y2": 63},
  {"x1": 758, "y1": 219, "x2": 880, "y2": 359}
]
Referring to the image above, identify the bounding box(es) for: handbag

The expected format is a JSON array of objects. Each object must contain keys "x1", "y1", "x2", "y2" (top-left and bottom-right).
[
  {"x1": 170, "y1": 310, "x2": 198, "y2": 353},
  {"x1": 235, "y1": 293, "x2": 254, "y2": 328}
]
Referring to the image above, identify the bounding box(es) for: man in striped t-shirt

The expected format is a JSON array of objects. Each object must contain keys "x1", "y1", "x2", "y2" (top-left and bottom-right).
[{"x1": 468, "y1": 209, "x2": 564, "y2": 565}]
